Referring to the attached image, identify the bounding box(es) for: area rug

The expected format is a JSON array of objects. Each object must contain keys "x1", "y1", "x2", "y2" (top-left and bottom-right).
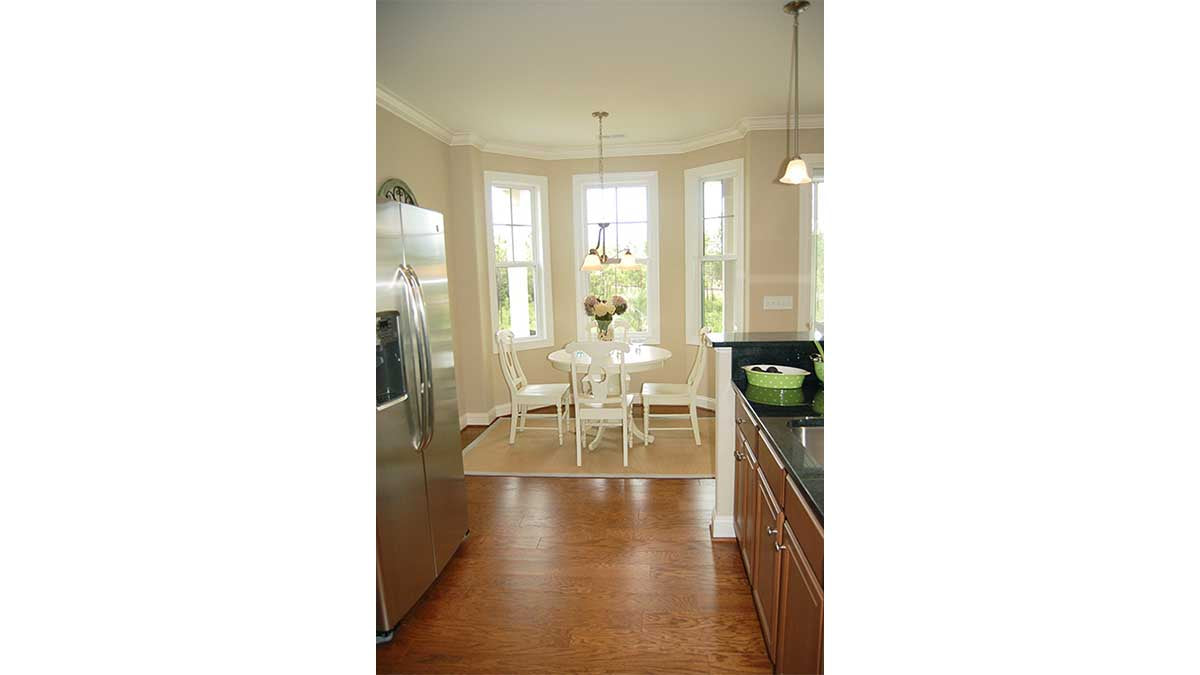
[{"x1": 463, "y1": 417, "x2": 715, "y2": 478}]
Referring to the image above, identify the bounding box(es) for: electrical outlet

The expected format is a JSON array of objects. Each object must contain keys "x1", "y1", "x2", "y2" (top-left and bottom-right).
[{"x1": 763, "y1": 295, "x2": 793, "y2": 310}]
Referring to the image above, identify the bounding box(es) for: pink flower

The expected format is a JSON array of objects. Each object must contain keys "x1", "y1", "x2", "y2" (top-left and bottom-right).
[{"x1": 610, "y1": 295, "x2": 628, "y2": 314}]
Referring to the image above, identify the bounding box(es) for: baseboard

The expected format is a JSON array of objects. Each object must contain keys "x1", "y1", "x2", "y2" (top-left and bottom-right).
[
  {"x1": 710, "y1": 514, "x2": 736, "y2": 540},
  {"x1": 459, "y1": 399, "x2": 715, "y2": 430}
]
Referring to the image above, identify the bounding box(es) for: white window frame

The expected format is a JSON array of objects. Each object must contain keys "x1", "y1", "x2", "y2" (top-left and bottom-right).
[
  {"x1": 484, "y1": 171, "x2": 554, "y2": 352},
  {"x1": 800, "y1": 153, "x2": 824, "y2": 332},
  {"x1": 571, "y1": 171, "x2": 661, "y2": 344},
  {"x1": 684, "y1": 158, "x2": 744, "y2": 345}
]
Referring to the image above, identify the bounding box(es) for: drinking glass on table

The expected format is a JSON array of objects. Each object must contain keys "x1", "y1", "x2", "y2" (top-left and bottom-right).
[{"x1": 630, "y1": 335, "x2": 644, "y2": 353}]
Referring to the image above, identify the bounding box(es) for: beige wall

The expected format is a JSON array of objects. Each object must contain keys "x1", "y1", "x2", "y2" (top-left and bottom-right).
[
  {"x1": 746, "y1": 128, "x2": 824, "y2": 331},
  {"x1": 378, "y1": 106, "x2": 822, "y2": 423}
]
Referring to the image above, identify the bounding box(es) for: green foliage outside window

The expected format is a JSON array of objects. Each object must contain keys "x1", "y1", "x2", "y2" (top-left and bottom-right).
[{"x1": 587, "y1": 265, "x2": 647, "y2": 332}]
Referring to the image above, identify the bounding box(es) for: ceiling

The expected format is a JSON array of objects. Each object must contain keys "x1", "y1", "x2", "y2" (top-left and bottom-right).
[{"x1": 377, "y1": 0, "x2": 823, "y2": 152}]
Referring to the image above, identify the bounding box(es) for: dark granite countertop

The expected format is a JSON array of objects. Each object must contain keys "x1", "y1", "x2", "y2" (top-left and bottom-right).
[
  {"x1": 735, "y1": 381, "x2": 823, "y2": 523},
  {"x1": 708, "y1": 330, "x2": 824, "y2": 347}
]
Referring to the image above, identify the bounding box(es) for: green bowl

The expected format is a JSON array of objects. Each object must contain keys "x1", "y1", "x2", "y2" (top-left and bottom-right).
[
  {"x1": 812, "y1": 360, "x2": 823, "y2": 382},
  {"x1": 742, "y1": 364, "x2": 808, "y2": 389},
  {"x1": 745, "y1": 385, "x2": 807, "y2": 407}
]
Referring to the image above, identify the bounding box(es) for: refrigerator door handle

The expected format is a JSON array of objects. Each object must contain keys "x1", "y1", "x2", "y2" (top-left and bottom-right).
[
  {"x1": 392, "y1": 264, "x2": 426, "y2": 451},
  {"x1": 405, "y1": 264, "x2": 436, "y2": 451}
]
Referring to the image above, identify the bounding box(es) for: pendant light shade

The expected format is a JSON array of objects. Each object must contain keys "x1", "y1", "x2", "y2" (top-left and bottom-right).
[
  {"x1": 777, "y1": 1, "x2": 811, "y2": 185},
  {"x1": 778, "y1": 157, "x2": 811, "y2": 185},
  {"x1": 617, "y1": 248, "x2": 638, "y2": 269},
  {"x1": 581, "y1": 250, "x2": 604, "y2": 271}
]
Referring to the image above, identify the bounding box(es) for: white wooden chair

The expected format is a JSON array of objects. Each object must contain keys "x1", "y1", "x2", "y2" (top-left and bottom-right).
[
  {"x1": 496, "y1": 330, "x2": 570, "y2": 445},
  {"x1": 641, "y1": 327, "x2": 709, "y2": 446},
  {"x1": 566, "y1": 341, "x2": 634, "y2": 467}
]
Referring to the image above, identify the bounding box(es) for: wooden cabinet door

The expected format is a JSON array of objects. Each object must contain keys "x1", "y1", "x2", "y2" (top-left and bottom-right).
[
  {"x1": 775, "y1": 520, "x2": 823, "y2": 675},
  {"x1": 743, "y1": 462, "x2": 759, "y2": 584},
  {"x1": 733, "y1": 438, "x2": 750, "y2": 572},
  {"x1": 751, "y1": 470, "x2": 782, "y2": 659}
]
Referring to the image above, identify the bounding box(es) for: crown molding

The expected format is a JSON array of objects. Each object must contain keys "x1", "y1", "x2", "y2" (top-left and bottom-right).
[
  {"x1": 377, "y1": 84, "x2": 822, "y2": 160},
  {"x1": 376, "y1": 84, "x2": 453, "y2": 144}
]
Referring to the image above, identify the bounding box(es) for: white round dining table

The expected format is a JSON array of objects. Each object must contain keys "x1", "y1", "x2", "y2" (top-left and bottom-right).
[{"x1": 547, "y1": 344, "x2": 672, "y2": 446}]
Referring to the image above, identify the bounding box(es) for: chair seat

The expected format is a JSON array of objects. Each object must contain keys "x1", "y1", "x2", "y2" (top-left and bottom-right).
[
  {"x1": 514, "y1": 383, "x2": 571, "y2": 401},
  {"x1": 577, "y1": 393, "x2": 635, "y2": 412},
  {"x1": 641, "y1": 382, "x2": 691, "y2": 399}
]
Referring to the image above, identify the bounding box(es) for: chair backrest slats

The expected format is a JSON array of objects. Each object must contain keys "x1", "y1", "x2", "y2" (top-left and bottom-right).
[
  {"x1": 565, "y1": 340, "x2": 630, "y2": 407},
  {"x1": 686, "y1": 327, "x2": 711, "y2": 393},
  {"x1": 495, "y1": 330, "x2": 528, "y2": 393}
]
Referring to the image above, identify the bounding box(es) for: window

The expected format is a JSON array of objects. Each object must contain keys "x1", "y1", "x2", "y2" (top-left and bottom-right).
[
  {"x1": 811, "y1": 179, "x2": 823, "y2": 328},
  {"x1": 684, "y1": 159, "x2": 744, "y2": 344},
  {"x1": 803, "y1": 154, "x2": 824, "y2": 331},
  {"x1": 484, "y1": 171, "x2": 553, "y2": 351},
  {"x1": 573, "y1": 171, "x2": 660, "y2": 343}
]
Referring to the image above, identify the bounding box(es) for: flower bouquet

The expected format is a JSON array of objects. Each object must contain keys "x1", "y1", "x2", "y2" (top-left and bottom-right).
[{"x1": 583, "y1": 294, "x2": 628, "y2": 340}]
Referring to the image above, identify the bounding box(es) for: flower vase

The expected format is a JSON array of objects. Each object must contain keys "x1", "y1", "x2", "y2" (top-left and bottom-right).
[{"x1": 595, "y1": 318, "x2": 613, "y2": 341}]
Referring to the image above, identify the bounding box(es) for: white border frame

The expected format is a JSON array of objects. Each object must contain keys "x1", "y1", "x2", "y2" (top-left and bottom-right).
[
  {"x1": 684, "y1": 158, "x2": 745, "y2": 346},
  {"x1": 571, "y1": 171, "x2": 661, "y2": 344},
  {"x1": 483, "y1": 171, "x2": 555, "y2": 352}
]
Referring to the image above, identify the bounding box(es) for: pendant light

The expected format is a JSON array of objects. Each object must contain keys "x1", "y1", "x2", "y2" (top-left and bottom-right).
[
  {"x1": 581, "y1": 111, "x2": 639, "y2": 271},
  {"x1": 778, "y1": 1, "x2": 812, "y2": 185}
]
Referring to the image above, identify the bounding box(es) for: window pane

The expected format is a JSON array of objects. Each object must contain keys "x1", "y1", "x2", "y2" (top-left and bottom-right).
[
  {"x1": 703, "y1": 180, "x2": 722, "y2": 219},
  {"x1": 617, "y1": 186, "x2": 647, "y2": 223},
  {"x1": 586, "y1": 187, "x2": 616, "y2": 224},
  {"x1": 701, "y1": 259, "x2": 732, "y2": 333},
  {"x1": 617, "y1": 222, "x2": 647, "y2": 258},
  {"x1": 703, "y1": 217, "x2": 724, "y2": 256},
  {"x1": 491, "y1": 186, "x2": 511, "y2": 225},
  {"x1": 719, "y1": 178, "x2": 734, "y2": 216},
  {"x1": 586, "y1": 223, "x2": 601, "y2": 255},
  {"x1": 511, "y1": 188, "x2": 532, "y2": 225},
  {"x1": 496, "y1": 265, "x2": 538, "y2": 338},
  {"x1": 586, "y1": 265, "x2": 648, "y2": 333},
  {"x1": 494, "y1": 224, "x2": 512, "y2": 262},
  {"x1": 512, "y1": 224, "x2": 533, "y2": 261}
]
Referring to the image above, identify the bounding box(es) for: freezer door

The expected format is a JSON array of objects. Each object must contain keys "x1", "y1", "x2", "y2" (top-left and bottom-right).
[
  {"x1": 376, "y1": 202, "x2": 436, "y2": 632},
  {"x1": 400, "y1": 203, "x2": 468, "y2": 574}
]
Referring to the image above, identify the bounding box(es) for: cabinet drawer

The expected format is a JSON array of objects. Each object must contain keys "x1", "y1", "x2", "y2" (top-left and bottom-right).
[
  {"x1": 757, "y1": 430, "x2": 787, "y2": 507},
  {"x1": 738, "y1": 427, "x2": 758, "y2": 467},
  {"x1": 735, "y1": 394, "x2": 758, "y2": 454},
  {"x1": 784, "y1": 475, "x2": 824, "y2": 586}
]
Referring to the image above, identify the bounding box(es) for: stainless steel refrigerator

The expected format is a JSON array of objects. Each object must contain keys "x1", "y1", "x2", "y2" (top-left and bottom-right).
[{"x1": 376, "y1": 201, "x2": 468, "y2": 640}]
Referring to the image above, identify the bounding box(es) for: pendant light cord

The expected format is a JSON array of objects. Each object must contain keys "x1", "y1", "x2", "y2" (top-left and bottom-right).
[
  {"x1": 787, "y1": 10, "x2": 799, "y2": 159},
  {"x1": 598, "y1": 114, "x2": 605, "y2": 192}
]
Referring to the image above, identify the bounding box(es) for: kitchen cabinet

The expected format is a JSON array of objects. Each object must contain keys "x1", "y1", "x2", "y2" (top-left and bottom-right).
[
  {"x1": 751, "y1": 469, "x2": 782, "y2": 657},
  {"x1": 732, "y1": 388, "x2": 824, "y2": 675},
  {"x1": 733, "y1": 437, "x2": 751, "y2": 572},
  {"x1": 775, "y1": 520, "x2": 823, "y2": 675}
]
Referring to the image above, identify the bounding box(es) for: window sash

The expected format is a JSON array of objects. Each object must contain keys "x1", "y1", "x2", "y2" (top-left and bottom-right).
[
  {"x1": 573, "y1": 172, "x2": 660, "y2": 342},
  {"x1": 485, "y1": 172, "x2": 553, "y2": 351},
  {"x1": 684, "y1": 159, "x2": 743, "y2": 344}
]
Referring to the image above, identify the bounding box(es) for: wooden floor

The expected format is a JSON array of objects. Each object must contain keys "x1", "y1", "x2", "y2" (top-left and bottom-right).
[{"x1": 377, "y1": 417, "x2": 769, "y2": 674}]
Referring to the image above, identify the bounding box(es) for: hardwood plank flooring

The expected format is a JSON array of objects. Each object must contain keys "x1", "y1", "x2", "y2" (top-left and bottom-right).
[{"x1": 377, "y1": 422, "x2": 769, "y2": 674}]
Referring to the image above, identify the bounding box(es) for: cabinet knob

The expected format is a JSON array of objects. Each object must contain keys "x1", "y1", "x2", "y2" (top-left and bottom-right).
[
  {"x1": 734, "y1": 451, "x2": 744, "y2": 461},
  {"x1": 766, "y1": 525, "x2": 778, "y2": 536},
  {"x1": 774, "y1": 542, "x2": 786, "y2": 552},
  {"x1": 736, "y1": 417, "x2": 746, "y2": 424}
]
